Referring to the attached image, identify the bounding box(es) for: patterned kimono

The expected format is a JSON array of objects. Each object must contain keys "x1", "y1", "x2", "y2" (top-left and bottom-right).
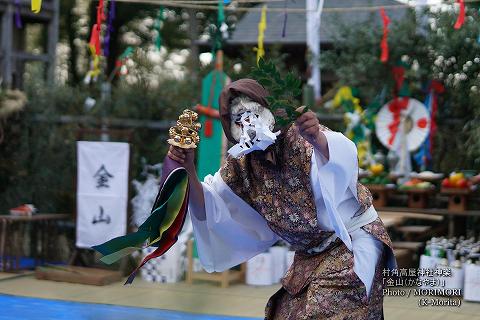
[{"x1": 191, "y1": 125, "x2": 396, "y2": 320}]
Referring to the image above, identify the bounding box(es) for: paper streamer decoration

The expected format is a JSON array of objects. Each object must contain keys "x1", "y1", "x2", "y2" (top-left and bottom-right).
[
  {"x1": 281, "y1": 0, "x2": 288, "y2": 37},
  {"x1": 85, "y1": 45, "x2": 101, "y2": 84},
  {"x1": 93, "y1": 156, "x2": 190, "y2": 285},
  {"x1": 14, "y1": 0, "x2": 22, "y2": 28},
  {"x1": 31, "y1": 0, "x2": 41, "y2": 13},
  {"x1": 154, "y1": 7, "x2": 165, "y2": 51},
  {"x1": 306, "y1": 0, "x2": 325, "y2": 99},
  {"x1": 380, "y1": 8, "x2": 390, "y2": 63},
  {"x1": 103, "y1": 0, "x2": 116, "y2": 57},
  {"x1": 255, "y1": 5, "x2": 267, "y2": 64},
  {"x1": 454, "y1": 0, "x2": 465, "y2": 30},
  {"x1": 211, "y1": 0, "x2": 226, "y2": 53}
]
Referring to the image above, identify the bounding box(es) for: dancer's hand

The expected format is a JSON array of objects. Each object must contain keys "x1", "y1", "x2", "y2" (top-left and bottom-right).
[
  {"x1": 295, "y1": 106, "x2": 329, "y2": 159},
  {"x1": 167, "y1": 146, "x2": 196, "y2": 175}
]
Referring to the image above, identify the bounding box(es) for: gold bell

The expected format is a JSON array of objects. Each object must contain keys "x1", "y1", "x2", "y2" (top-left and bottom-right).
[{"x1": 167, "y1": 109, "x2": 202, "y2": 149}]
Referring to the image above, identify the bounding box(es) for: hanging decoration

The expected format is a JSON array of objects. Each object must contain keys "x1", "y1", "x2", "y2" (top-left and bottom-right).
[
  {"x1": 154, "y1": 7, "x2": 165, "y2": 51},
  {"x1": 380, "y1": 7, "x2": 390, "y2": 63},
  {"x1": 254, "y1": 5, "x2": 267, "y2": 64},
  {"x1": 281, "y1": 0, "x2": 288, "y2": 37},
  {"x1": 14, "y1": 0, "x2": 22, "y2": 28},
  {"x1": 210, "y1": 0, "x2": 226, "y2": 53},
  {"x1": 31, "y1": 0, "x2": 41, "y2": 13},
  {"x1": 85, "y1": 0, "x2": 106, "y2": 83},
  {"x1": 331, "y1": 86, "x2": 374, "y2": 167},
  {"x1": 306, "y1": 0, "x2": 325, "y2": 99},
  {"x1": 84, "y1": 45, "x2": 101, "y2": 84},
  {"x1": 454, "y1": 0, "x2": 465, "y2": 30},
  {"x1": 110, "y1": 46, "x2": 134, "y2": 81},
  {"x1": 414, "y1": 81, "x2": 444, "y2": 169},
  {"x1": 103, "y1": 0, "x2": 116, "y2": 57}
]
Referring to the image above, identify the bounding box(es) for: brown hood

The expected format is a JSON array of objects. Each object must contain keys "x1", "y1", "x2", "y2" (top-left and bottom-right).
[{"x1": 219, "y1": 78, "x2": 270, "y2": 143}]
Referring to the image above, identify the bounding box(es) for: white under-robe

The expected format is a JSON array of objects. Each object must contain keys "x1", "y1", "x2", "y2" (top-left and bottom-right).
[{"x1": 189, "y1": 130, "x2": 384, "y2": 296}]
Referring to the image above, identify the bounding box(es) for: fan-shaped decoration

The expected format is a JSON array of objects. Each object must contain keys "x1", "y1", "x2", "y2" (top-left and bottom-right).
[{"x1": 375, "y1": 97, "x2": 430, "y2": 152}]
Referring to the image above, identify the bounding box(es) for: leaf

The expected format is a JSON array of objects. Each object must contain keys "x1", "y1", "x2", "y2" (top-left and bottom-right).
[{"x1": 257, "y1": 77, "x2": 273, "y2": 87}]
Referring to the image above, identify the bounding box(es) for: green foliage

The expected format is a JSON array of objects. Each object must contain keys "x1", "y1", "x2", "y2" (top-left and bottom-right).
[
  {"x1": 0, "y1": 75, "x2": 198, "y2": 214},
  {"x1": 249, "y1": 58, "x2": 304, "y2": 127}
]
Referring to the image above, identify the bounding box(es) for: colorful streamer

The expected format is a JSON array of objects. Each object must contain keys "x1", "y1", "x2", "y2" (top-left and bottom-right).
[
  {"x1": 154, "y1": 7, "x2": 164, "y2": 51},
  {"x1": 31, "y1": 0, "x2": 41, "y2": 13},
  {"x1": 210, "y1": 0, "x2": 225, "y2": 53},
  {"x1": 281, "y1": 0, "x2": 288, "y2": 37},
  {"x1": 93, "y1": 157, "x2": 190, "y2": 285},
  {"x1": 112, "y1": 46, "x2": 134, "y2": 78},
  {"x1": 85, "y1": 45, "x2": 101, "y2": 83},
  {"x1": 380, "y1": 8, "x2": 390, "y2": 63},
  {"x1": 255, "y1": 5, "x2": 267, "y2": 64},
  {"x1": 89, "y1": 24, "x2": 102, "y2": 56},
  {"x1": 14, "y1": 0, "x2": 22, "y2": 28},
  {"x1": 103, "y1": 0, "x2": 116, "y2": 57},
  {"x1": 454, "y1": 0, "x2": 465, "y2": 30}
]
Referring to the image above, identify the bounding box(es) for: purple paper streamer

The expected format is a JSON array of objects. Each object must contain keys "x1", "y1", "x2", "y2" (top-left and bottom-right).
[
  {"x1": 103, "y1": 0, "x2": 116, "y2": 57},
  {"x1": 14, "y1": 0, "x2": 22, "y2": 29},
  {"x1": 282, "y1": 12, "x2": 288, "y2": 37},
  {"x1": 281, "y1": 0, "x2": 288, "y2": 37}
]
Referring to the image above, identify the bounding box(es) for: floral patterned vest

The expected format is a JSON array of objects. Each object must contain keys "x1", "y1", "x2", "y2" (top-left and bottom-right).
[{"x1": 220, "y1": 125, "x2": 373, "y2": 252}]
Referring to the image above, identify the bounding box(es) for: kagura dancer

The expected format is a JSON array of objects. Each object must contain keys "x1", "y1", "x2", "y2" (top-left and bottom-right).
[{"x1": 168, "y1": 79, "x2": 396, "y2": 319}]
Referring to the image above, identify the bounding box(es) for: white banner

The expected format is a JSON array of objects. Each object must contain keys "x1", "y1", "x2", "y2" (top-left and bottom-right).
[{"x1": 76, "y1": 141, "x2": 130, "y2": 248}]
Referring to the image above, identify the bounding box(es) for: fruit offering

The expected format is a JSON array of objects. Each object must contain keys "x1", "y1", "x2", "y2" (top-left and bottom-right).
[
  {"x1": 442, "y1": 172, "x2": 470, "y2": 189},
  {"x1": 359, "y1": 163, "x2": 391, "y2": 185},
  {"x1": 398, "y1": 178, "x2": 433, "y2": 190}
]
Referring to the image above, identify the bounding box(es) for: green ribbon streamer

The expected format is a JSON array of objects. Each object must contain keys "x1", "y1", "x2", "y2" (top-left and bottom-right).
[
  {"x1": 92, "y1": 169, "x2": 188, "y2": 265},
  {"x1": 154, "y1": 7, "x2": 164, "y2": 51}
]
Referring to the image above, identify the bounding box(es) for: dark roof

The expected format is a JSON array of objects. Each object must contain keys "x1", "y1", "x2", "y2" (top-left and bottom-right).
[{"x1": 228, "y1": 0, "x2": 408, "y2": 45}]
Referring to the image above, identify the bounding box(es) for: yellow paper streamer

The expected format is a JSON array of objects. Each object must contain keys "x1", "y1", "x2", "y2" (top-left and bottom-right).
[
  {"x1": 255, "y1": 5, "x2": 267, "y2": 63},
  {"x1": 85, "y1": 45, "x2": 101, "y2": 83},
  {"x1": 31, "y1": 0, "x2": 42, "y2": 13}
]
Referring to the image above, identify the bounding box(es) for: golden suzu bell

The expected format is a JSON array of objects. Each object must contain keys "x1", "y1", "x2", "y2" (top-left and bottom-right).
[{"x1": 167, "y1": 109, "x2": 202, "y2": 149}]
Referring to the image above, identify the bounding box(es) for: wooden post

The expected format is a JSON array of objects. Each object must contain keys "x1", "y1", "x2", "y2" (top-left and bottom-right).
[
  {"x1": 46, "y1": 0, "x2": 60, "y2": 85},
  {"x1": 1, "y1": 1, "x2": 14, "y2": 88}
]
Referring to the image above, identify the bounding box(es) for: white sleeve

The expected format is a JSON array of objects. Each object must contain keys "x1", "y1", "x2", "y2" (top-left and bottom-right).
[
  {"x1": 310, "y1": 130, "x2": 359, "y2": 250},
  {"x1": 189, "y1": 172, "x2": 279, "y2": 273}
]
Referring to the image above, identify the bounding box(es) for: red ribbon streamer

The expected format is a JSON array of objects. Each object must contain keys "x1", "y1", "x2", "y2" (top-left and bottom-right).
[
  {"x1": 380, "y1": 8, "x2": 390, "y2": 63},
  {"x1": 392, "y1": 66, "x2": 405, "y2": 93},
  {"x1": 454, "y1": 0, "x2": 465, "y2": 30},
  {"x1": 387, "y1": 97, "x2": 409, "y2": 146},
  {"x1": 88, "y1": 0, "x2": 106, "y2": 56},
  {"x1": 89, "y1": 24, "x2": 101, "y2": 55}
]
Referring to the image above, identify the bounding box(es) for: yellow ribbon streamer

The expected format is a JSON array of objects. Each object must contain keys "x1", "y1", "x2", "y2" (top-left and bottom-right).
[
  {"x1": 255, "y1": 5, "x2": 267, "y2": 63},
  {"x1": 31, "y1": 0, "x2": 42, "y2": 13},
  {"x1": 85, "y1": 45, "x2": 101, "y2": 83}
]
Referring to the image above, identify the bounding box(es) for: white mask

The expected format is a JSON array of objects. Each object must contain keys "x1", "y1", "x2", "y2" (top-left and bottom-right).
[{"x1": 228, "y1": 96, "x2": 280, "y2": 158}]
